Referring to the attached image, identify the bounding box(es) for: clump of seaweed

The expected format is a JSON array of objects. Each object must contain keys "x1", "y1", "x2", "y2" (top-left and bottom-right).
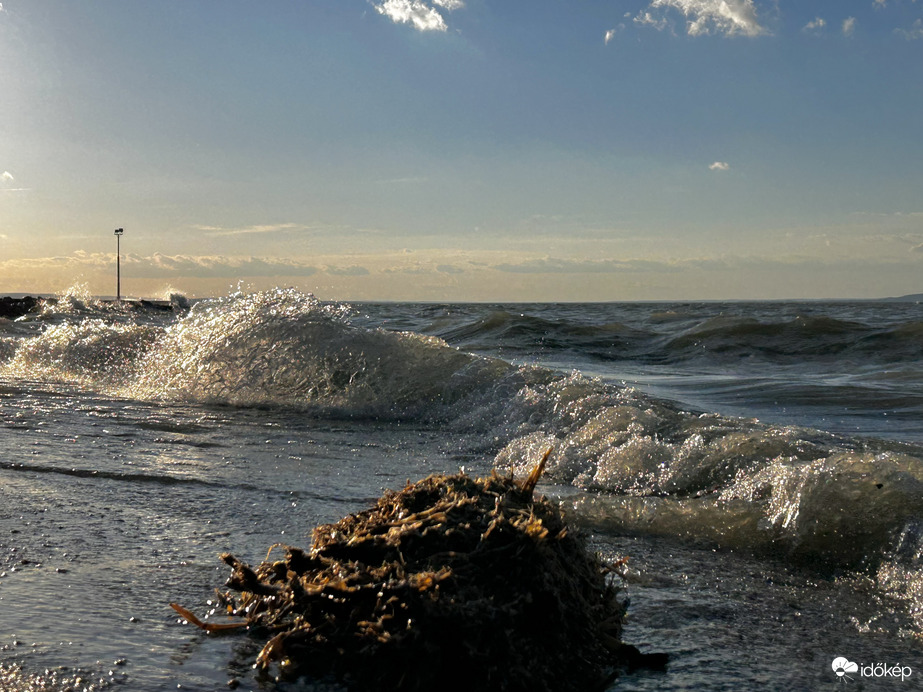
[{"x1": 174, "y1": 454, "x2": 659, "y2": 691}]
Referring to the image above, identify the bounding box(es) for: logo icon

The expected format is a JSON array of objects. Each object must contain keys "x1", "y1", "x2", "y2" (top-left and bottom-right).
[{"x1": 832, "y1": 657, "x2": 859, "y2": 683}]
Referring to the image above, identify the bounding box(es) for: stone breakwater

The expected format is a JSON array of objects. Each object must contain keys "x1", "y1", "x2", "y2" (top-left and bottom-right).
[
  {"x1": 0, "y1": 296, "x2": 45, "y2": 320},
  {"x1": 0, "y1": 296, "x2": 179, "y2": 320}
]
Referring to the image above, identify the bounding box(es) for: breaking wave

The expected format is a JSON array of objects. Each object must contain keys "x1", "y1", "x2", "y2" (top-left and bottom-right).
[
  {"x1": 1, "y1": 289, "x2": 520, "y2": 418},
  {"x1": 129, "y1": 289, "x2": 517, "y2": 416}
]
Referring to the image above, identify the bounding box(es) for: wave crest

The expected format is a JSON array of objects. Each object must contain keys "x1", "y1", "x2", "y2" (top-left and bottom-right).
[{"x1": 130, "y1": 289, "x2": 514, "y2": 416}]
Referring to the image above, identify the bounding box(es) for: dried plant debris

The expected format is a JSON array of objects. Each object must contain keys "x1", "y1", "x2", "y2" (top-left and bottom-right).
[{"x1": 174, "y1": 461, "x2": 664, "y2": 691}]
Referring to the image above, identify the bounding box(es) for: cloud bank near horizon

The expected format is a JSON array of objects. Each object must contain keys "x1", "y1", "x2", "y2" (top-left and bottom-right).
[
  {"x1": 2, "y1": 233, "x2": 922, "y2": 300},
  {"x1": 3, "y1": 240, "x2": 921, "y2": 283}
]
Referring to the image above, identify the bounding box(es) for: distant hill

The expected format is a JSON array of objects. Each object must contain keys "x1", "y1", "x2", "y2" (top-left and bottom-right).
[{"x1": 881, "y1": 293, "x2": 923, "y2": 302}]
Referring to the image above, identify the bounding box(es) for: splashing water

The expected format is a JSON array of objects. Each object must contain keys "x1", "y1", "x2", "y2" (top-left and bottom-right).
[
  {"x1": 55, "y1": 281, "x2": 94, "y2": 306},
  {"x1": 127, "y1": 289, "x2": 515, "y2": 415}
]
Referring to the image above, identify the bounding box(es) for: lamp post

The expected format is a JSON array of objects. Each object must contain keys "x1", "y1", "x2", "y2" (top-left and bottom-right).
[{"x1": 114, "y1": 228, "x2": 124, "y2": 301}]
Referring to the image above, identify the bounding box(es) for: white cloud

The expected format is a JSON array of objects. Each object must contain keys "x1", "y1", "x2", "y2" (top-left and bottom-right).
[
  {"x1": 709, "y1": 161, "x2": 730, "y2": 171},
  {"x1": 374, "y1": 0, "x2": 464, "y2": 32},
  {"x1": 896, "y1": 19, "x2": 923, "y2": 39},
  {"x1": 605, "y1": 28, "x2": 617, "y2": 44},
  {"x1": 843, "y1": 16, "x2": 857, "y2": 36},
  {"x1": 639, "y1": 0, "x2": 766, "y2": 37},
  {"x1": 1, "y1": 171, "x2": 14, "y2": 183},
  {"x1": 803, "y1": 17, "x2": 826, "y2": 33}
]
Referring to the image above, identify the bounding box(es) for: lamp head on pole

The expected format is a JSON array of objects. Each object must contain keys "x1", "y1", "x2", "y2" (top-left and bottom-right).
[{"x1": 114, "y1": 228, "x2": 124, "y2": 301}]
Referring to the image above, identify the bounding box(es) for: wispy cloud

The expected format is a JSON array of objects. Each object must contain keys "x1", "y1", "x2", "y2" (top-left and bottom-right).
[
  {"x1": 381, "y1": 263, "x2": 432, "y2": 275},
  {"x1": 194, "y1": 223, "x2": 305, "y2": 238},
  {"x1": 896, "y1": 19, "x2": 923, "y2": 40},
  {"x1": 872, "y1": 0, "x2": 922, "y2": 9},
  {"x1": 138, "y1": 254, "x2": 318, "y2": 278},
  {"x1": 0, "y1": 252, "x2": 319, "y2": 279},
  {"x1": 802, "y1": 17, "x2": 826, "y2": 33},
  {"x1": 604, "y1": 18, "x2": 631, "y2": 44},
  {"x1": 493, "y1": 258, "x2": 682, "y2": 274},
  {"x1": 709, "y1": 161, "x2": 730, "y2": 171},
  {"x1": 0, "y1": 171, "x2": 29, "y2": 193},
  {"x1": 636, "y1": 0, "x2": 766, "y2": 37},
  {"x1": 324, "y1": 265, "x2": 370, "y2": 276},
  {"x1": 634, "y1": 12, "x2": 671, "y2": 33},
  {"x1": 842, "y1": 16, "x2": 857, "y2": 37},
  {"x1": 848, "y1": 211, "x2": 923, "y2": 225},
  {"x1": 490, "y1": 253, "x2": 923, "y2": 276},
  {"x1": 436, "y1": 264, "x2": 465, "y2": 274},
  {"x1": 374, "y1": 0, "x2": 465, "y2": 32},
  {"x1": 375, "y1": 175, "x2": 429, "y2": 185}
]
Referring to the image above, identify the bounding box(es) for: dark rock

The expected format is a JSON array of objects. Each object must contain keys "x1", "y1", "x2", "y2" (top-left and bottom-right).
[{"x1": 0, "y1": 296, "x2": 43, "y2": 320}]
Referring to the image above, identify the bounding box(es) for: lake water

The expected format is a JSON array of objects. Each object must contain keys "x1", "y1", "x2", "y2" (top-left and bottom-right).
[{"x1": 1, "y1": 289, "x2": 921, "y2": 690}]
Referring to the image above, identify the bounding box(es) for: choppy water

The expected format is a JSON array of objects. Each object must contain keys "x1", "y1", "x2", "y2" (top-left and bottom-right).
[{"x1": 1, "y1": 289, "x2": 921, "y2": 690}]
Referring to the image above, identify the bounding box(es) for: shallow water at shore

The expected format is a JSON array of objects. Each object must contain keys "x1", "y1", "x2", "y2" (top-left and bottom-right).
[{"x1": 0, "y1": 384, "x2": 918, "y2": 691}]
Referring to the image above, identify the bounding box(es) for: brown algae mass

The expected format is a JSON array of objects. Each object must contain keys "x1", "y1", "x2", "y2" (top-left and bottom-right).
[{"x1": 175, "y1": 458, "x2": 653, "y2": 691}]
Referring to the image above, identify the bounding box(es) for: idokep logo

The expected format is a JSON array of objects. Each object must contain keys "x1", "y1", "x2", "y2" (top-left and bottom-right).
[
  {"x1": 832, "y1": 658, "x2": 859, "y2": 682},
  {"x1": 832, "y1": 657, "x2": 913, "y2": 683}
]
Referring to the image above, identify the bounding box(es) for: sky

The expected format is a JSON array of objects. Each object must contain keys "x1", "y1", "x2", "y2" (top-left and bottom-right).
[{"x1": 1, "y1": 0, "x2": 922, "y2": 301}]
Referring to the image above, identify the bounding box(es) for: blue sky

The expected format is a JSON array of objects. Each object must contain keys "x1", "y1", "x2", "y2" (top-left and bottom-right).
[{"x1": 1, "y1": 0, "x2": 922, "y2": 300}]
